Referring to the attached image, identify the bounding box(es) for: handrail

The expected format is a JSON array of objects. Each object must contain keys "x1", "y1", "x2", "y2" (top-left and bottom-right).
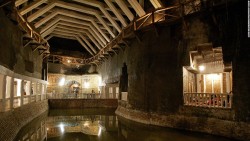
[{"x1": 13, "y1": 6, "x2": 50, "y2": 56}]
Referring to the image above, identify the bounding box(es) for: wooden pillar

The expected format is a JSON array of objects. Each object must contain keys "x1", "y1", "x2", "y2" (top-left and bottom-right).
[
  {"x1": 226, "y1": 72, "x2": 231, "y2": 93},
  {"x1": 20, "y1": 80, "x2": 24, "y2": 106},
  {"x1": 10, "y1": 77, "x2": 14, "y2": 109},
  {"x1": 203, "y1": 75, "x2": 206, "y2": 93},
  {"x1": 113, "y1": 87, "x2": 116, "y2": 99},
  {"x1": 105, "y1": 86, "x2": 109, "y2": 99},
  {"x1": 220, "y1": 73, "x2": 223, "y2": 93},
  {"x1": 40, "y1": 83, "x2": 43, "y2": 100},
  {"x1": 44, "y1": 84, "x2": 47, "y2": 99},
  {"x1": 29, "y1": 81, "x2": 32, "y2": 103},
  {"x1": 1, "y1": 75, "x2": 7, "y2": 112},
  {"x1": 197, "y1": 74, "x2": 201, "y2": 93},
  {"x1": 34, "y1": 82, "x2": 38, "y2": 102}
]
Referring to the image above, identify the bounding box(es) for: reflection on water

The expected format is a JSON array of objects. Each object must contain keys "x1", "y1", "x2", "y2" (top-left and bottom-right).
[{"x1": 15, "y1": 109, "x2": 238, "y2": 141}]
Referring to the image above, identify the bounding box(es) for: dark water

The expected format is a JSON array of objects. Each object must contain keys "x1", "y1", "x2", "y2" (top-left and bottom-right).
[{"x1": 15, "y1": 108, "x2": 238, "y2": 141}]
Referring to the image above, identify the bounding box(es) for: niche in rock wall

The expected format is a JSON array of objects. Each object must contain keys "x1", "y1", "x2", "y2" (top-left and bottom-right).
[{"x1": 25, "y1": 60, "x2": 34, "y2": 73}]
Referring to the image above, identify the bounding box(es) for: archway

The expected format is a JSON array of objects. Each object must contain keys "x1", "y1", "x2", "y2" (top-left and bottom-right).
[{"x1": 66, "y1": 81, "x2": 81, "y2": 94}]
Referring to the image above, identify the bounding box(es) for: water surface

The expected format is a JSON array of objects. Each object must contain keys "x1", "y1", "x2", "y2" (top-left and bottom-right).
[{"x1": 15, "y1": 108, "x2": 238, "y2": 141}]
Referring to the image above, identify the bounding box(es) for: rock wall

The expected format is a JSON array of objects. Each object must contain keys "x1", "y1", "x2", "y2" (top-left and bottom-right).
[
  {"x1": 0, "y1": 100, "x2": 48, "y2": 141},
  {"x1": 0, "y1": 9, "x2": 43, "y2": 79}
]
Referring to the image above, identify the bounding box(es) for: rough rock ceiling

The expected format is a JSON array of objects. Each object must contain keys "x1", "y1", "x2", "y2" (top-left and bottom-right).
[{"x1": 14, "y1": 0, "x2": 164, "y2": 57}]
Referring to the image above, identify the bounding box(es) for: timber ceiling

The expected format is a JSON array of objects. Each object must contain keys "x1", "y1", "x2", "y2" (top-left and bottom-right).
[{"x1": 14, "y1": 0, "x2": 164, "y2": 57}]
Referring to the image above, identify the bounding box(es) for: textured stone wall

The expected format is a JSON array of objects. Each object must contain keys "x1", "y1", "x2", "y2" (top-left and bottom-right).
[
  {"x1": 48, "y1": 99, "x2": 118, "y2": 109},
  {"x1": 0, "y1": 9, "x2": 43, "y2": 79},
  {"x1": 0, "y1": 100, "x2": 48, "y2": 141}
]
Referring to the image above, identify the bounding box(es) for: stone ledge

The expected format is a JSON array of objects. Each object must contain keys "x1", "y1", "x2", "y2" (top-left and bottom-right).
[
  {"x1": 116, "y1": 106, "x2": 250, "y2": 141},
  {"x1": 49, "y1": 99, "x2": 118, "y2": 109}
]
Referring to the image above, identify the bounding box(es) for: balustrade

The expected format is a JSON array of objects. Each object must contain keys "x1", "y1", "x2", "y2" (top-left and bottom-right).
[
  {"x1": 47, "y1": 93, "x2": 119, "y2": 99},
  {"x1": 183, "y1": 93, "x2": 232, "y2": 108},
  {"x1": 0, "y1": 65, "x2": 47, "y2": 112}
]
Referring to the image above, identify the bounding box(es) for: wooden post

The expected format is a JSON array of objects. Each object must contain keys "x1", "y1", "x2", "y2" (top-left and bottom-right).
[
  {"x1": 197, "y1": 74, "x2": 201, "y2": 93},
  {"x1": 1, "y1": 75, "x2": 7, "y2": 112},
  {"x1": 113, "y1": 87, "x2": 116, "y2": 99},
  {"x1": 220, "y1": 73, "x2": 223, "y2": 93},
  {"x1": 40, "y1": 83, "x2": 43, "y2": 100},
  {"x1": 29, "y1": 81, "x2": 32, "y2": 103},
  {"x1": 226, "y1": 72, "x2": 231, "y2": 93},
  {"x1": 10, "y1": 77, "x2": 14, "y2": 110},
  {"x1": 20, "y1": 80, "x2": 24, "y2": 106},
  {"x1": 34, "y1": 82, "x2": 38, "y2": 102},
  {"x1": 105, "y1": 86, "x2": 109, "y2": 99}
]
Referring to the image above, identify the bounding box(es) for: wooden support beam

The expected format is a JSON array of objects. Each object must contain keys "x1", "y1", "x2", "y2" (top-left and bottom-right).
[
  {"x1": 27, "y1": 1, "x2": 56, "y2": 22},
  {"x1": 56, "y1": 25, "x2": 102, "y2": 49},
  {"x1": 75, "y1": 36, "x2": 95, "y2": 56},
  {"x1": 35, "y1": 9, "x2": 109, "y2": 43},
  {"x1": 150, "y1": 0, "x2": 163, "y2": 9},
  {"x1": 128, "y1": 0, "x2": 146, "y2": 17},
  {"x1": 104, "y1": 0, "x2": 128, "y2": 27},
  {"x1": 19, "y1": 0, "x2": 47, "y2": 15},
  {"x1": 79, "y1": 34, "x2": 97, "y2": 54},
  {"x1": 58, "y1": 22, "x2": 104, "y2": 47},
  {"x1": 73, "y1": 0, "x2": 122, "y2": 33},
  {"x1": 15, "y1": 0, "x2": 28, "y2": 7},
  {"x1": 56, "y1": 1, "x2": 115, "y2": 38},
  {"x1": 114, "y1": 0, "x2": 134, "y2": 21}
]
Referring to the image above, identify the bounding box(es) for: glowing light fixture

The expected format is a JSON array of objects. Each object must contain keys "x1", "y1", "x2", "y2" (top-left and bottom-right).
[
  {"x1": 208, "y1": 74, "x2": 220, "y2": 80},
  {"x1": 84, "y1": 82, "x2": 90, "y2": 88},
  {"x1": 67, "y1": 59, "x2": 71, "y2": 63},
  {"x1": 98, "y1": 127, "x2": 102, "y2": 136},
  {"x1": 59, "y1": 78, "x2": 65, "y2": 86},
  {"x1": 199, "y1": 65, "x2": 205, "y2": 71},
  {"x1": 59, "y1": 123, "x2": 64, "y2": 133}
]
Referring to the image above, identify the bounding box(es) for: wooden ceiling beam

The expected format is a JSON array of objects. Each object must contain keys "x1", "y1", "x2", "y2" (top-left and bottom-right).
[
  {"x1": 15, "y1": 0, "x2": 28, "y2": 7},
  {"x1": 104, "y1": 0, "x2": 128, "y2": 27},
  {"x1": 34, "y1": 8, "x2": 110, "y2": 43},
  {"x1": 19, "y1": 0, "x2": 47, "y2": 15},
  {"x1": 58, "y1": 22, "x2": 104, "y2": 47},
  {"x1": 41, "y1": 16, "x2": 107, "y2": 45},
  {"x1": 73, "y1": 0, "x2": 122, "y2": 33},
  {"x1": 52, "y1": 31, "x2": 95, "y2": 56},
  {"x1": 53, "y1": 29, "x2": 97, "y2": 54},
  {"x1": 150, "y1": 0, "x2": 163, "y2": 9},
  {"x1": 114, "y1": 0, "x2": 134, "y2": 21},
  {"x1": 127, "y1": 0, "x2": 146, "y2": 17},
  {"x1": 56, "y1": 25, "x2": 102, "y2": 49},
  {"x1": 27, "y1": 1, "x2": 115, "y2": 38}
]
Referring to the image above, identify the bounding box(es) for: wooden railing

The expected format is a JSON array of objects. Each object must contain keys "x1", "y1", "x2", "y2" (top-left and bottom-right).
[
  {"x1": 183, "y1": 93, "x2": 232, "y2": 108},
  {"x1": 134, "y1": 5, "x2": 180, "y2": 31},
  {"x1": 14, "y1": 8, "x2": 50, "y2": 56}
]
